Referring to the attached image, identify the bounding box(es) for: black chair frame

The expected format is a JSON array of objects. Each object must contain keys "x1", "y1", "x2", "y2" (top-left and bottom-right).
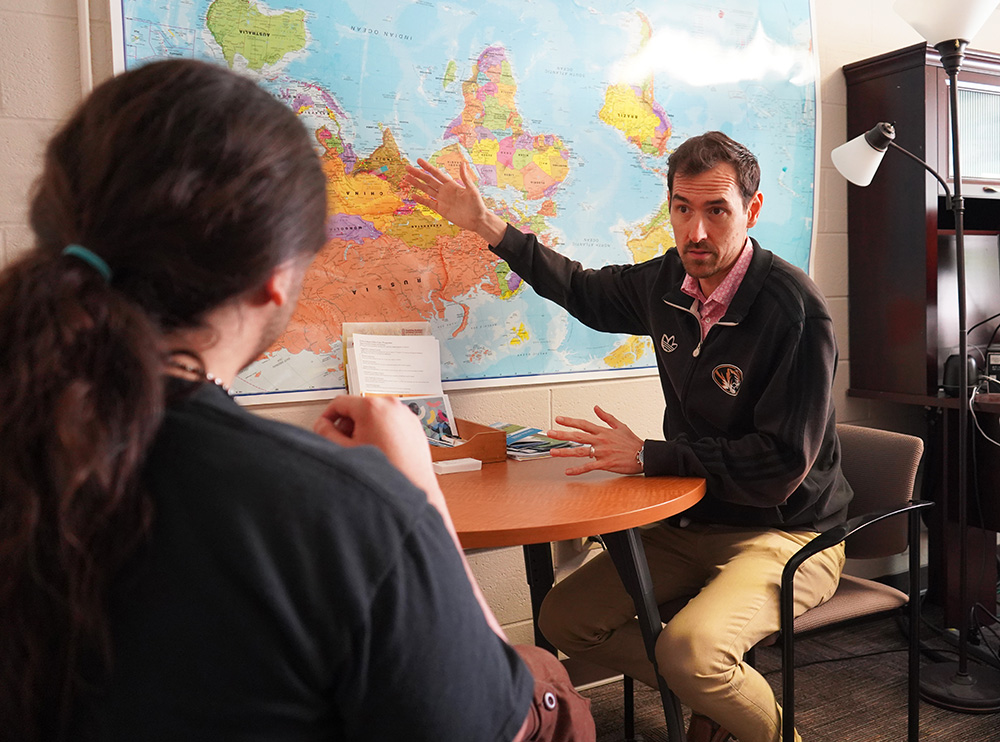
[
  {"x1": 780, "y1": 499, "x2": 933, "y2": 742},
  {"x1": 623, "y1": 499, "x2": 934, "y2": 742}
]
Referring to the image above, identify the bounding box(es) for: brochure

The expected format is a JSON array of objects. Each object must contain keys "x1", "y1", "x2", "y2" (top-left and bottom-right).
[
  {"x1": 404, "y1": 394, "x2": 458, "y2": 443},
  {"x1": 490, "y1": 422, "x2": 583, "y2": 460}
]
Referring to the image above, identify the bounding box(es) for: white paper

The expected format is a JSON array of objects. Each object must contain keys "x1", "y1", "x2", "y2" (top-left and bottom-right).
[
  {"x1": 345, "y1": 346, "x2": 361, "y2": 394},
  {"x1": 342, "y1": 321, "x2": 432, "y2": 395},
  {"x1": 353, "y1": 334, "x2": 444, "y2": 396},
  {"x1": 341, "y1": 321, "x2": 432, "y2": 347}
]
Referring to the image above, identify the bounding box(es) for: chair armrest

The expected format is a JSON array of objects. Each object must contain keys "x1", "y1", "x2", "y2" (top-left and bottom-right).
[
  {"x1": 781, "y1": 500, "x2": 933, "y2": 585},
  {"x1": 841, "y1": 499, "x2": 934, "y2": 541}
]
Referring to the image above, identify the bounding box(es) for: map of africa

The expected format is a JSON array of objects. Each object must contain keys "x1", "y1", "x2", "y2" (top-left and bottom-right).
[{"x1": 117, "y1": 0, "x2": 818, "y2": 401}]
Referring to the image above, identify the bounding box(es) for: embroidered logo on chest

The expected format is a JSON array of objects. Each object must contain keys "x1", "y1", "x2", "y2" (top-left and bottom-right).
[
  {"x1": 660, "y1": 334, "x2": 678, "y2": 353},
  {"x1": 712, "y1": 364, "x2": 743, "y2": 397}
]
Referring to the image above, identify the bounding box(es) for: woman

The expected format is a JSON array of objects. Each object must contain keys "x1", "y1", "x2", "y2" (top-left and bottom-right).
[{"x1": 0, "y1": 59, "x2": 591, "y2": 741}]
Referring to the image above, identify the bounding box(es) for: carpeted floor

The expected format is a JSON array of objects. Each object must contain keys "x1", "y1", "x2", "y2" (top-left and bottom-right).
[{"x1": 579, "y1": 614, "x2": 1000, "y2": 741}]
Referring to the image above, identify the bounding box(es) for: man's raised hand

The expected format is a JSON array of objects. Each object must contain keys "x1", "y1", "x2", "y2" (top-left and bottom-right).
[{"x1": 403, "y1": 158, "x2": 507, "y2": 245}]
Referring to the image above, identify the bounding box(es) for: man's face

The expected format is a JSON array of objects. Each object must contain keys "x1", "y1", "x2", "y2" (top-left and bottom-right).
[{"x1": 669, "y1": 163, "x2": 763, "y2": 296}]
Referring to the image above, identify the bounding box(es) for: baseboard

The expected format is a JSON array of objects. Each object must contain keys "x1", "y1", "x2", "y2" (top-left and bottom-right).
[
  {"x1": 561, "y1": 656, "x2": 621, "y2": 690},
  {"x1": 870, "y1": 564, "x2": 929, "y2": 593}
]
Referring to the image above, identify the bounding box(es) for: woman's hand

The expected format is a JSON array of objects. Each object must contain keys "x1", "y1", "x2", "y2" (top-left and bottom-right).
[
  {"x1": 315, "y1": 394, "x2": 439, "y2": 496},
  {"x1": 316, "y1": 395, "x2": 511, "y2": 644}
]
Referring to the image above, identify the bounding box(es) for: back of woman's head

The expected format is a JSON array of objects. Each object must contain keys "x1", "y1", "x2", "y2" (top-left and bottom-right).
[
  {"x1": 32, "y1": 58, "x2": 327, "y2": 327},
  {"x1": 0, "y1": 59, "x2": 327, "y2": 740}
]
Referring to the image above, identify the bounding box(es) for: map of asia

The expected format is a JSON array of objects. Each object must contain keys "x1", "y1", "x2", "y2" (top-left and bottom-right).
[{"x1": 118, "y1": 0, "x2": 818, "y2": 401}]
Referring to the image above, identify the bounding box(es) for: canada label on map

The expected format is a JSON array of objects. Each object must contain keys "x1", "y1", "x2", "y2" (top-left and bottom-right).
[{"x1": 118, "y1": 0, "x2": 817, "y2": 401}]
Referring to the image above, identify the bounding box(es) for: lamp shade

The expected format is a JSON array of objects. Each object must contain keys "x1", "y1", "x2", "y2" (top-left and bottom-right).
[
  {"x1": 831, "y1": 122, "x2": 896, "y2": 187},
  {"x1": 894, "y1": 0, "x2": 1000, "y2": 45}
]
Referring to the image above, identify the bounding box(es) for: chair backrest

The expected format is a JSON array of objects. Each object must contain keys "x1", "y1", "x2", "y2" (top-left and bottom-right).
[{"x1": 836, "y1": 424, "x2": 924, "y2": 559}]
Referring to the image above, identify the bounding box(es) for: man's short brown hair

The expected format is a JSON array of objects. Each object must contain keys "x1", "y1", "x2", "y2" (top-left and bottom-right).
[{"x1": 667, "y1": 131, "x2": 760, "y2": 207}]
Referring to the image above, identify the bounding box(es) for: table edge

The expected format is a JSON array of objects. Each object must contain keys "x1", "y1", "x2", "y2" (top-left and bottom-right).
[{"x1": 456, "y1": 481, "x2": 706, "y2": 549}]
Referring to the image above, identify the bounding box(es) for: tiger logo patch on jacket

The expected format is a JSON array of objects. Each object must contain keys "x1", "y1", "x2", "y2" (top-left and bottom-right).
[{"x1": 712, "y1": 364, "x2": 743, "y2": 397}]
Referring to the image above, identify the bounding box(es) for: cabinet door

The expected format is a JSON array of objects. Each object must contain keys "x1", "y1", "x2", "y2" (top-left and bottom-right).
[{"x1": 941, "y1": 68, "x2": 1000, "y2": 196}]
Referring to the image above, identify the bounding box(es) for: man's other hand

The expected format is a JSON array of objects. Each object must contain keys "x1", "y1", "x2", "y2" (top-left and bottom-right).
[{"x1": 547, "y1": 405, "x2": 644, "y2": 476}]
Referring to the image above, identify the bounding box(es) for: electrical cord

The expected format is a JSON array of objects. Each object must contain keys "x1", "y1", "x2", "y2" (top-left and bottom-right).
[
  {"x1": 752, "y1": 598, "x2": 987, "y2": 677},
  {"x1": 971, "y1": 603, "x2": 1000, "y2": 666},
  {"x1": 971, "y1": 379, "x2": 1000, "y2": 447},
  {"x1": 963, "y1": 316, "x2": 1000, "y2": 372},
  {"x1": 911, "y1": 599, "x2": 1000, "y2": 670},
  {"x1": 905, "y1": 594, "x2": 965, "y2": 664},
  {"x1": 963, "y1": 381, "x2": 1000, "y2": 631},
  {"x1": 758, "y1": 647, "x2": 908, "y2": 677},
  {"x1": 890, "y1": 591, "x2": 1000, "y2": 667},
  {"x1": 966, "y1": 312, "x2": 1000, "y2": 336}
]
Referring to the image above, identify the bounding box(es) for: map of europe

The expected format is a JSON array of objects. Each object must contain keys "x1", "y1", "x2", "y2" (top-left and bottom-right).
[{"x1": 118, "y1": 0, "x2": 818, "y2": 401}]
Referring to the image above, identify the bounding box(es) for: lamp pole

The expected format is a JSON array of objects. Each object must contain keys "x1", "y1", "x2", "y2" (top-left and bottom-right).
[
  {"x1": 918, "y1": 39, "x2": 1000, "y2": 712},
  {"x1": 941, "y1": 38, "x2": 970, "y2": 683}
]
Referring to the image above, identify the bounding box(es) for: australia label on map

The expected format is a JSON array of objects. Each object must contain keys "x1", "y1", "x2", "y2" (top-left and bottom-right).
[{"x1": 120, "y1": 0, "x2": 817, "y2": 401}]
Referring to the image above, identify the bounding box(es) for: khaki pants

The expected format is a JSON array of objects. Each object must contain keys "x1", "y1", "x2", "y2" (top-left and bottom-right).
[{"x1": 537, "y1": 522, "x2": 846, "y2": 742}]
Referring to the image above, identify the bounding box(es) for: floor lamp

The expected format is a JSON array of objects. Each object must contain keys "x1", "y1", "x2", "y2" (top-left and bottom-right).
[{"x1": 832, "y1": 0, "x2": 1000, "y2": 712}]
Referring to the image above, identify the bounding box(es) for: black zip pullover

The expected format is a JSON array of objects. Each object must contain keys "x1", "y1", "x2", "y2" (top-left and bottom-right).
[{"x1": 491, "y1": 225, "x2": 852, "y2": 532}]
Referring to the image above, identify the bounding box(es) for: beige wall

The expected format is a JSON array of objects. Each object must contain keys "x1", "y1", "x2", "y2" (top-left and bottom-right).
[{"x1": 3, "y1": 0, "x2": 1000, "y2": 643}]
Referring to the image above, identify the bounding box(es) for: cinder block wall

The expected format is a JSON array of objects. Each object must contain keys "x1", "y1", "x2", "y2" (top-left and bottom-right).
[{"x1": 3, "y1": 0, "x2": 999, "y2": 643}]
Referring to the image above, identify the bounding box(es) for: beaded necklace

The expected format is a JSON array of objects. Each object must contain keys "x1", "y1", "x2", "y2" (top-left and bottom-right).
[{"x1": 165, "y1": 356, "x2": 231, "y2": 394}]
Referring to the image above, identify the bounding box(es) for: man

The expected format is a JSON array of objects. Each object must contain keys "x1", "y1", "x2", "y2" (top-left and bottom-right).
[
  {"x1": 0, "y1": 59, "x2": 593, "y2": 742},
  {"x1": 404, "y1": 131, "x2": 852, "y2": 742}
]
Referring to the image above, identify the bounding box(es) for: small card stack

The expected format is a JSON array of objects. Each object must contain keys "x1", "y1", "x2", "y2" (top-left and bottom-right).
[{"x1": 432, "y1": 457, "x2": 483, "y2": 475}]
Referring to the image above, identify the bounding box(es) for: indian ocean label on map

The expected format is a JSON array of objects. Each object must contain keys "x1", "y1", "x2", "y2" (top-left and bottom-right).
[{"x1": 118, "y1": 0, "x2": 817, "y2": 401}]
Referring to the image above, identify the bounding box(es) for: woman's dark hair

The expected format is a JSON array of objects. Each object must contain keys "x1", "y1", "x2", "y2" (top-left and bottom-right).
[
  {"x1": 0, "y1": 59, "x2": 327, "y2": 740},
  {"x1": 667, "y1": 130, "x2": 761, "y2": 207}
]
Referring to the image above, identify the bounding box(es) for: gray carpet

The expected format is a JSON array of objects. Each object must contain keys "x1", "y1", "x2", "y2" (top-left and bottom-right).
[{"x1": 580, "y1": 615, "x2": 1000, "y2": 741}]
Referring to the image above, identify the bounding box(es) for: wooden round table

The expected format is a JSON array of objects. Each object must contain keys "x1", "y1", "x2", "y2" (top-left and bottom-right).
[{"x1": 440, "y1": 455, "x2": 705, "y2": 549}]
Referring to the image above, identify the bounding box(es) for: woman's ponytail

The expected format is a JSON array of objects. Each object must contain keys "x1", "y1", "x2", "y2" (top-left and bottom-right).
[{"x1": 0, "y1": 249, "x2": 163, "y2": 741}]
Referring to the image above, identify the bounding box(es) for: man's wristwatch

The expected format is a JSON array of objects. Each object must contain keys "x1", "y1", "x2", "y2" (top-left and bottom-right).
[{"x1": 635, "y1": 444, "x2": 644, "y2": 470}]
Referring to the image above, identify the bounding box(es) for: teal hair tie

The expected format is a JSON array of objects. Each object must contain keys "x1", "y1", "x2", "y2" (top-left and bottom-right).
[{"x1": 62, "y1": 244, "x2": 112, "y2": 282}]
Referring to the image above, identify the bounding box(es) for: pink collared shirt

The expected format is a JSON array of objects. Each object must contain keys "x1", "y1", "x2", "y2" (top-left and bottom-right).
[{"x1": 680, "y1": 238, "x2": 753, "y2": 340}]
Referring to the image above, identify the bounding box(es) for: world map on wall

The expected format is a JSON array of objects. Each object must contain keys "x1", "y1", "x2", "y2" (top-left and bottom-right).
[{"x1": 119, "y1": 0, "x2": 818, "y2": 401}]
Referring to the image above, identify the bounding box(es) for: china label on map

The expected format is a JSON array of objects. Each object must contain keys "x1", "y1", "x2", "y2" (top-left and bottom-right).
[{"x1": 119, "y1": 0, "x2": 817, "y2": 401}]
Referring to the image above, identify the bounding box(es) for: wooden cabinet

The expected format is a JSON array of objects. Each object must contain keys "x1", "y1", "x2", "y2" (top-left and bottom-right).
[
  {"x1": 844, "y1": 45, "x2": 1000, "y2": 625},
  {"x1": 843, "y1": 43, "x2": 1000, "y2": 397}
]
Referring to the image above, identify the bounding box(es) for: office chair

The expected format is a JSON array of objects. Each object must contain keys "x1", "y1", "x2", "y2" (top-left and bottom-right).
[{"x1": 623, "y1": 423, "x2": 930, "y2": 742}]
